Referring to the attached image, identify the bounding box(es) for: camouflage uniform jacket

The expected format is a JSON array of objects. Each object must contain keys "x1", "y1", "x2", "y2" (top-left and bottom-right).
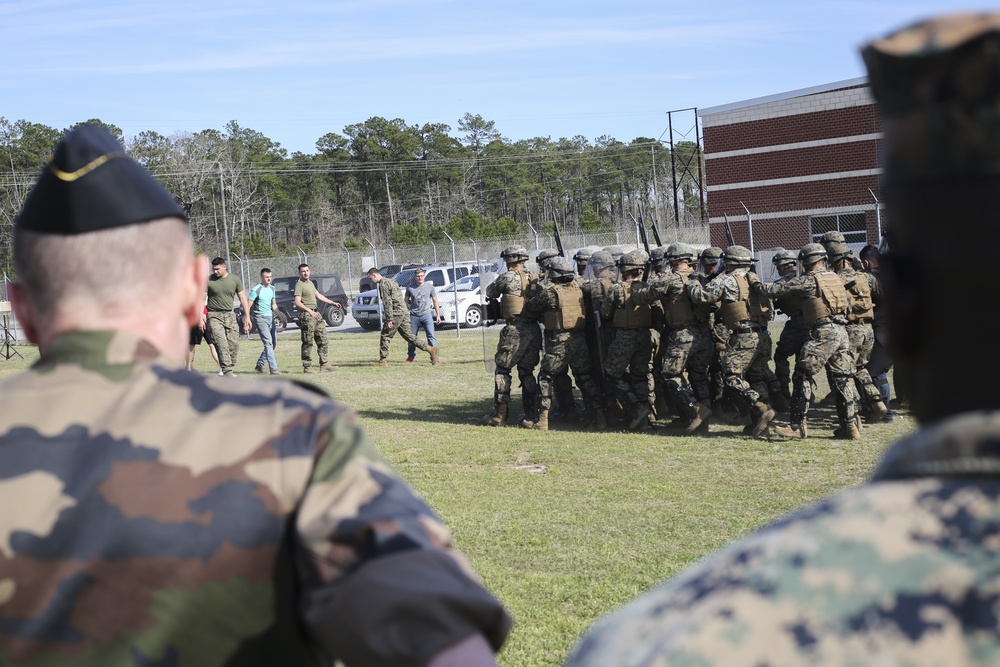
[
  {"x1": 377, "y1": 277, "x2": 407, "y2": 319},
  {"x1": 756, "y1": 269, "x2": 850, "y2": 326},
  {"x1": 638, "y1": 268, "x2": 711, "y2": 325},
  {"x1": 600, "y1": 279, "x2": 644, "y2": 320},
  {"x1": 686, "y1": 268, "x2": 749, "y2": 307},
  {"x1": 565, "y1": 410, "x2": 1000, "y2": 666},
  {"x1": 0, "y1": 331, "x2": 511, "y2": 667},
  {"x1": 772, "y1": 272, "x2": 806, "y2": 318}
]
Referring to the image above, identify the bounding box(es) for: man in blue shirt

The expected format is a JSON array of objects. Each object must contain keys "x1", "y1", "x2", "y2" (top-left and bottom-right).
[{"x1": 248, "y1": 268, "x2": 280, "y2": 374}]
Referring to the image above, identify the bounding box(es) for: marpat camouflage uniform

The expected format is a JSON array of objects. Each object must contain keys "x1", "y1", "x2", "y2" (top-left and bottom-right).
[
  {"x1": 297, "y1": 312, "x2": 329, "y2": 369},
  {"x1": 601, "y1": 278, "x2": 654, "y2": 429},
  {"x1": 377, "y1": 276, "x2": 429, "y2": 361},
  {"x1": 836, "y1": 265, "x2": 885, "y2": 417},
  {"x1": 485, "y1": 268, "x2": 542, "y2": 423},
  {"x1": 0, "y1": 331, "x2": 511, "y2": 665},
  {"x1": 772, "y1": 271, "x2": 809, "y2": 401}
]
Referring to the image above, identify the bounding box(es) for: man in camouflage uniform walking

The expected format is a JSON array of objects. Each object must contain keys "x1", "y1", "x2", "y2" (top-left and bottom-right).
[
  {"x1": 523, "y1": 257, "x2": 606, "y2": 431},
  {"x1": 483, "y1": 246, "x2": 543, "y2": 426},
  {"x1": 770, "y1": 248, "x2": 808, "y2": 405},
  {"x1": 0, "y1": 124, "x2": 510, "y2": 667},
  {"x1": 293, "y1": 263, "x2": 340, "y2": 373},
  {"x1": 827, "y1": 242, "x2": 888, "y2": 422},
  {"x1": 687, "y1": 245, "x2": 775, "y2": 437},
  {"x1": 368, "y1": 267, "x2": 439, "y2": 366},
  {"x1": 566, "y1": 14, "x2": 1000, "y2": 666},
  {"x1": 756, "y1": 243, "x2": 862, "y2": 439},
  {"x1": 601, "y1": 250, "x2": 655, "y2": 430},
  {"x1": 637, "y1": 243, "x2": 714, "y2": 433}
]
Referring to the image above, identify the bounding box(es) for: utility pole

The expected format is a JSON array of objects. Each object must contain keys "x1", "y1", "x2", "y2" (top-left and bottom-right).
[{"x1": 218, "y1": 164, "x2": 230, "y2": 262}]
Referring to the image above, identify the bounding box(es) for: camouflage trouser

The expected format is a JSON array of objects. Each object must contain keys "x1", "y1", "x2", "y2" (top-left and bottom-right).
[
  {"x1": 791, "y1": 322, "x2": 859, "y2": 428},
  {"x1": 710, "y1": 321, "x2": 730, "y2": 404},
  {"x1": 494, "y1": 319, "x2": 542, "y2": 419},
  {"x1": 298, "y1": 313, "x2": 329, "y2": 368},
  {"x1": 604, "y1": 328, "x2": 653, "y2": 414},
  {"x1": 207, "y1": 310, "x2": 240, "y2": 373},
  {"x1": 747, "y1": 329, "x2": 783, "y2": 405},
  {"x1": 380, "y1": 311, "x2": 426, "y2": 361},
  {"x1": 660, "y1": 324, "x2": 714, "y2": 406},
  {"x1": 720, "y1": 327, "x2": 771, "y2": 413},
  {"x1": 774, "y1": 316, "x2": 809, "y2": 396},
  {"x1": 539, "y1": 330, "x2": 603, "y2": 413},
  {"x1": 845, "y1": 321, "x2": 881, "y2": 409}
]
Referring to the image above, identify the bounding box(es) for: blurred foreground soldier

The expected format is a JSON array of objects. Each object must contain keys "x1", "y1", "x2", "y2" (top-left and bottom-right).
[
  {"x1": 483, "y1": 246, "x2": 542, "y2": 426},
  {"x1": 601, "y1": 250, "x2": 654, "y2": 430},
  {"x1": 568, "y1": 15, "x2": 1000, "y2": 663},
  {"x1": 524, "y1": 257, "x2": 606, "y2": 431},
  {"x1": 770, "y1": 248, "x2": 807, "y2": 405},
  {"x1": 0, "y1": 125, "x2": 510, "y2": 666},
  {"x1": 369, "y1": 267, "x2": 439, "y2": 366},
  {"x1": 757, "y1": 243, "x2": 860, "y2": 439},
  {"x1": 687, "y1": 245, "x2": 775, "y2": 437},
  {"x1": 828, "y1": 241, "x2": 888, "y2": 421}
]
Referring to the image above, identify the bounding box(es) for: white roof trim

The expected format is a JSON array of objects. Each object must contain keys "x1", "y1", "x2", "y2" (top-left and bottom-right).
[{"x1": 698, "y1": 77, "x2": 869, "y2": 117}]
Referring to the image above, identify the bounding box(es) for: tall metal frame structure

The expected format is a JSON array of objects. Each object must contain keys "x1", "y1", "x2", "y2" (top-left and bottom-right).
[{"x1": 664, "y1": 108, "x2": 707, "y2": 228}]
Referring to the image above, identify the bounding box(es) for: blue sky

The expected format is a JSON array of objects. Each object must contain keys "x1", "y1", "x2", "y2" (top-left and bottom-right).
[{"x1": 0, "y1": 0, "x2": 970, "y2": 154}]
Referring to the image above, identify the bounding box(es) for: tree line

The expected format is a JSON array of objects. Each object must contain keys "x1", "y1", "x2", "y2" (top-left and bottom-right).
[{"x1": 0, "y1": 114, "x2": 705, "y2": 275}]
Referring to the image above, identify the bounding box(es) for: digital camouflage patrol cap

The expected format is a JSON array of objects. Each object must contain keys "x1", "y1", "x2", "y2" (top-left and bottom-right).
[
  {"x1": 862, "y1": 13, "x2": 1000, "y2": 258},
  {"x1": 15, "y1": 124, "x2": 185, "y2": 235}
]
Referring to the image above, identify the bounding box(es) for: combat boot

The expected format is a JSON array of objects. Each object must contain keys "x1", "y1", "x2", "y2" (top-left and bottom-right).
[
  {"x1": 532, "y1": 410, "x2": 549, "y2": 431},
  {"x1": 629, "y1": 404, "x2": 652, "y2": 430},
  {"x1": 319, "y1": 363, "x2": 336, "y2": 372},
  {"x1": 302, "y1": 366, "x2": 314, "y2": 374},
  {"x1": 834, "y1": 421, "x2": 861, "y2": 440},
  {"x1": 428, "y1": 346, "x2": 439, "y2": 365},
  {"x1": 684, "y1": 403, "x2": 713, "y2": 434},
  {"x1": 867, "y1": 400, "x2": 887, "y2": 423},
  {"x1": 774, "y1": 419, "x2": 808, "y2": 439},
  {"x1": 370, "y1": 359, "x2": 388, "y2": 367},
  {"x1": 483, "y1": 403, "x2": 508, "y2": 427},
  {"x1": 749, "y1": 401, "x2": 775, "y2": 438}
]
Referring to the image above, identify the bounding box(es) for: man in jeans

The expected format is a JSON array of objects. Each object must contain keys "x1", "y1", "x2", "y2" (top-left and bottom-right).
[
  {"x1": 405, "y1": 268, "x2": 442, "y2": 363},
  {"x1": 248, "y1": 267, "x2": 280, "y2": 375}
]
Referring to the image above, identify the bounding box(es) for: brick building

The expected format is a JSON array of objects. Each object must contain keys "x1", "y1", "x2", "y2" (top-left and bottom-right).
[{"x1": 698, "y1": 77, "x2": 884, "y2": 256}]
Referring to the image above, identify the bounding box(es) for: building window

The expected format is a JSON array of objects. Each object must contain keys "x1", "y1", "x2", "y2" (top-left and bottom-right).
[{"x1": 809, "y1": 212, "x2": 867, "y2": 244}]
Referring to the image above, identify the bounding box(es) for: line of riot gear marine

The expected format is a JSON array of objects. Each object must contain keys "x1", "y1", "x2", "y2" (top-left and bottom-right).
[{"x1": 481, "y1": 229, "x2": 891, "y2": 439}]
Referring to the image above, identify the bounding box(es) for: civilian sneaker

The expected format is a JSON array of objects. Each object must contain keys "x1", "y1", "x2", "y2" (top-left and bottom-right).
[{"x1": 405, "y1": 356, "x2": 415, "y2": 363}]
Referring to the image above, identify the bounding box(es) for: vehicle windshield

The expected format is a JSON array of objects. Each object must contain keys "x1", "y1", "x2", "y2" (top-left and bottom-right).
[
  {"x1": 440, "y1": 275, "x2": 480, "y2": 293},
  {"x1": 393, "y1": 269, "x2": 419, "y2": 288}
]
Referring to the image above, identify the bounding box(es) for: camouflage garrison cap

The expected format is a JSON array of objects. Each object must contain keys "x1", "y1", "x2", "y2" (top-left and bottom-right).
[
  {"x1": 16, "y1": 124, "x2": 186, "y2": 235},
  {"x1": 799, "y1": 242, "x2": 828, "y2": 264},
  {"x1": 501, "y1": 245, "x2": 529, "y2": 261},
  {"x1": 723, "y1": 245, "x2": 754, "y2": 265},
  {"x1": 826, "y1": 242, "x2": 853, "y2": 263},
  {"x1": 588, "y1": 250, "x2": 615, "y2": 271},
  {"x1": 535, "y1": 248, "x2": 559, "y2": 268},
  {"x1": 666, "y1": 243, "x2": 695, "y2": 262},
  {"x1": 546, "y1": 256, "x2": 576, "y2": 279},
  {"x1": 862, "y1": 12, "x2": 1000, "y2": 185},
  {"x1": 618, "y1": 249, "x2": 649, "y2": 269},
  {"x1": 772, "y1": 248, "x2": 798, "y2": 265},
  {"x1": 700, "y1": 246, "x2": 723, "y2": 263}
]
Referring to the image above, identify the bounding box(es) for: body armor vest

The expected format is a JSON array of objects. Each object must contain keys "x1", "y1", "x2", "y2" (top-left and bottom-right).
[
  {"x1": 719, "y1": 272, "x2": 771, "y2": 328},
  {"x1": 842, "y1": 270, "x2": 874, "y2": 322},
  {"x1": 543, "y1": 282, "x2": 586, "y2": 331},
  {"x1": 501, "y1": 270, "x2": 529, "y2": 318},
  {"x1": 803, "y1": 271, "x2": 850, "y2": 326},
  {"x1": 612, "y1": 282, "x2": 652, "y2": 329}
]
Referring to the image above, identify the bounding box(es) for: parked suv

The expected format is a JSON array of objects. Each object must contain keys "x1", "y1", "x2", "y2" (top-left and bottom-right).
[
  {"x1": 358, "y1": 263, "x2": 421, "y2": 294},
  {"x1": 351, "y1": 262, "x2": 480, "y2": 331},
  {"x1": 275, "y1": 273, "x2": 349, "y2": 328}
]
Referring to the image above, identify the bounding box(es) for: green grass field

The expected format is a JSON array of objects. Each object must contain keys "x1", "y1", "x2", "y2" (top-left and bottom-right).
[{"x1": 0, "y1": 326, "x2": 915, "y2": 666}]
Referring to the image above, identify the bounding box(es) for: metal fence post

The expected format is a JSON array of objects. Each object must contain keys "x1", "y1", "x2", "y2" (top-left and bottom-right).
[
  {"x1": 443, "y1": 232, "x2": 461, "y2": 338},
  {"x1": 343, "y1": 247, "x2": 353, "y2": 298},
  {"x1": 431, "y1": 241, "x2": 437, "y2": 264},
  {"x1": 869, "y1": 188, "x2": 882, "y2": 244},
  {"x1": 740, "y1": 202, "x2": 755, "y2": 255}
]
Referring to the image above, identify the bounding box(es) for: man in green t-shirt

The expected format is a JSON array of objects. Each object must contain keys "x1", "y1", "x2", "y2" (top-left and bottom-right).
[
  {"x1": 206, "y1": 257, "x2": 251, "y2": 376},
  {"x1": 293, "y1": 263, "x2": 341, "y2": 373}
]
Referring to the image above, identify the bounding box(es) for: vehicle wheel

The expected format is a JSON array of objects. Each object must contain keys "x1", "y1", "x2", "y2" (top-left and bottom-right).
[
  {"x1": 464, "y1": 305, "x2": 483, "y2": 327},
  {"x1": 275, "y1": 311, "x2": 288, "y2": 333},
  {"x1": 359, "y1": 320, "x2": 381, "y2": 331},
  {"x1": 324, "y1": 305, "x2": 345, "y2": 327}
]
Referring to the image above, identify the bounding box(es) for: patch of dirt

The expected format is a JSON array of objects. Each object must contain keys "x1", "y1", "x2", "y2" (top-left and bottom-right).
[{"x1": 506, "y1": 463, "x2": 549, "y2": 474}]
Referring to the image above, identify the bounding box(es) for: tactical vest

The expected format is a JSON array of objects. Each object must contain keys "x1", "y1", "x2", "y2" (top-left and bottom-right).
[
  {"x1": 842, "y1": 271, "x2": 874, "y2": 322},
  {"x1": 718, "y1": 272, "x2": 770, "y2": 328},
  {"x1": 542, "y1": 282, "x2": 586, "y2": 331},
  {"x1": 501, "y1": 271, "x2": 529, "y2": 318},
  {"x1": 803, "y1": 271, "x2": 850, "y2": 326},
  {"x1": 612, "y1": 281, "x2": 652, "y2": 329},
  {"x1": 666, "y1": 271, "x2": 696, "y2": 326}
]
